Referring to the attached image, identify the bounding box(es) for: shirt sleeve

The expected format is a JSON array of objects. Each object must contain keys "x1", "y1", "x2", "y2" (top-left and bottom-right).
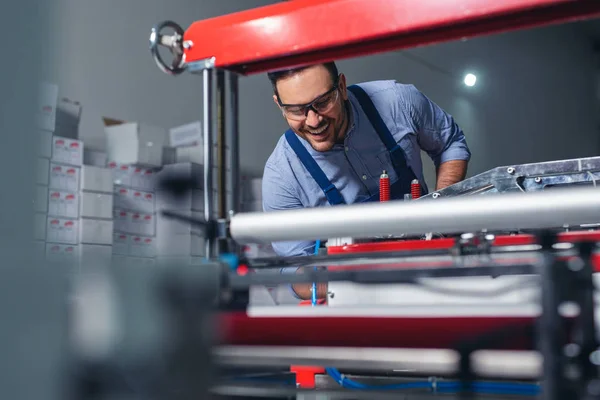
[
  {"x1": 262, "y1": 159, "x2": 317, "y2": 258},
  {"x1": 397, "y1": 84, "x2": 471, "y2": 168}
]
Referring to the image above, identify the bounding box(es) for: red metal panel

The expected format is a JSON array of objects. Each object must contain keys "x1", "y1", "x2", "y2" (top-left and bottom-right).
[
  {"x1": 183, "y1": 0, "x2": 600, "y2": 74},
  {"x1": 220, "y1": 312, "x2": 533, "y2": 349}
]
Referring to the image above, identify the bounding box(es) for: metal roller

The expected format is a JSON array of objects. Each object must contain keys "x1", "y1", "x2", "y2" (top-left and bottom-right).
[{"x1": 229, "y1": 187, "x2": 600, "y2": 244}]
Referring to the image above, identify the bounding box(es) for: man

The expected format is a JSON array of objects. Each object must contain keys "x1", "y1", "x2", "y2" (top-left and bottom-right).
[{"x1": 262, "y1": 62, "x2": 471, "y2": 299}]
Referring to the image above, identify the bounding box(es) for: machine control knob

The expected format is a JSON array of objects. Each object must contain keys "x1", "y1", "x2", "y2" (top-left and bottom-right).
[{"x1": 149, "y1": 20, "x2": 186, "y2": 75}]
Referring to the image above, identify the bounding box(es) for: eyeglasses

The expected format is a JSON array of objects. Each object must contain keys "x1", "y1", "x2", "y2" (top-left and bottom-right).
[{"x1": 278, "y1": 81, "x2": 340, "y2": 121}]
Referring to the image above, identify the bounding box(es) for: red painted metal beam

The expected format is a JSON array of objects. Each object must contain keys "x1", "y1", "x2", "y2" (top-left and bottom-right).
[{"x1": 183, "y1": 0, "x2": 600, "y2": 74}]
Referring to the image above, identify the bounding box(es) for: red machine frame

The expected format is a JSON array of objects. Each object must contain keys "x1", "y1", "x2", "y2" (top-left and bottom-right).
[{"x1": 183, "y1": 0, "x2": 600, "y2": 74}]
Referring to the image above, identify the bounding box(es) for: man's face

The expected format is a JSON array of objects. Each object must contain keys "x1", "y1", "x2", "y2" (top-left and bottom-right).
[{"x1": 274, "y1": 65, "x2": 348, "y2": 152}]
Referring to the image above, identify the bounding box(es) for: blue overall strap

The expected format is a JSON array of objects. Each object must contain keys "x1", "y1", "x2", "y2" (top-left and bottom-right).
[
  {"x1": 347, "y1": 85, "x2": 419, "y2": 193},
  {"x1": 284, "y1": 129, "x2": 346, "y2": 205}
]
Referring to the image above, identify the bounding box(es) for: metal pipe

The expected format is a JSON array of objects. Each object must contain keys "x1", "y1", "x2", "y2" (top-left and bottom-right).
[
  {"x1": 226, "y1": 72, "x2": 240, "y2": 217},
  {"x1": 202, "y1": 68, "x2": 214, "y2": 258},
  {"x1": 229, "y1": 187, "x2": 600, "y2": 244},
  {"x1": 216, "y1": 70, "x2": 226, "y2": 220}
]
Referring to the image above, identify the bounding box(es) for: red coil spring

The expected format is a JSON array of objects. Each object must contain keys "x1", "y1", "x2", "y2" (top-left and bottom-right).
[
  {"x1": 411, "y1": 179, "x2": 421, "y2": 199},
  {"x1": 380, "y1": 171, "x2": 390, "y2": 202}
]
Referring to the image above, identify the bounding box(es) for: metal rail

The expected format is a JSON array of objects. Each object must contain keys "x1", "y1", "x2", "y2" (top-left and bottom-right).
[{"x1": 229, "y1": 186, "x2": 600, "y2": 244}]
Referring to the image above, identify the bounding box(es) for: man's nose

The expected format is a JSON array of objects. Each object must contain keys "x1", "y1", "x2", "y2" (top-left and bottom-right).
[{"x1": 305, "y1": 108, "x2": 321, "y2": 127}]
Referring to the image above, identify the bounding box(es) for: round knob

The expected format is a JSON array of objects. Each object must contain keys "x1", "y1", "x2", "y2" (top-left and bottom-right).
[{"x1": 149, "y1": 21, "x2": 186, "y2": 75}]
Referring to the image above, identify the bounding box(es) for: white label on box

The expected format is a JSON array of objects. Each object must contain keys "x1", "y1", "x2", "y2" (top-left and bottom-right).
[
  {"x1": 113, "y1": 209, "x2": 130, "y2": 232},
  {"x1": 49, "y1": 163, "x2": 80, "y2": 192},
  {"x1": 35, "y1": 185, "x2": 48, "y2": 213},
  {"x1": 48, "y1": 190, "x2": 79, "y2": 218},
  {"x1": 131, "y1": 189, "x2": 155, "y2": 213},
  {"x1": 108, "y1": 162, "x2": 131, "y2": 186},
  {"x1": 130, "y1": 236, "x2": 157, "y2": 258},
  {"x1": 46, "y1": 217, "x2": 78, "y2": 244},
  {"x1": 80, "y1": 165, "x2": 113, "y2": 193},
  {"x1": 80, "y1": 219, "x2": 113, "y2": 245},
  {"x1": 129, "y1": 212, "x2": 155, "y2": 236},
  {"x1": 52, "y1": 136, "x2": 83, "y2": 166},
  {"x1": 46, "y1": 243, "x2": 78, "y2": 264},
  {"x1": 37, "y1": 158, "x2": 50, "y2": 185},
  {"x1": 113, "y1": 232, "x2": 129, "y2": 255}
]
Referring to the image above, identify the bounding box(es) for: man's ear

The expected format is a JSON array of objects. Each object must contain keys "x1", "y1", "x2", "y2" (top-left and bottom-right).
[
  {"x1": 338, "y1": 73, "x2": 348, "y2": 100},
  {"x1": 273, "y1": 94, "x2": 279, "y2": 107}
]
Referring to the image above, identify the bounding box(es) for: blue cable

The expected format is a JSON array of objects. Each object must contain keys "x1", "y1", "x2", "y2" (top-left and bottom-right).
[{"x1": 311, "y1": 240, "x2": 320, "y2": 306}]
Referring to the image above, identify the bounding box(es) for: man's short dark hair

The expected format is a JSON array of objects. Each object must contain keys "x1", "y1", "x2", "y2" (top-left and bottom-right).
[{"x1": 267, "y1": 62, "x2": 339, "y2": 96}]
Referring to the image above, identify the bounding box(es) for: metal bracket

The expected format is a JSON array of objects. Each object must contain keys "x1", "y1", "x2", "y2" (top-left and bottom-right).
[{"x1": 423, "y1": 156, "x2": 600, "y2": 200}]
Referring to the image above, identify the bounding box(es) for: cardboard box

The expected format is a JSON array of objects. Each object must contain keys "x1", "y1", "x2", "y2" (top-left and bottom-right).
[
  {"x1": 129, "y1": 189, "x2": 155, "y2": 214},
  {"x1": 155, "y1": 189, "x2": 204, "y2": 212},
  {"x1": 108, "y1": 162, "x2": 132, "y2": 187},
  {"x1": 83, "y1": 149, "x2": 107, "y2": 167},
  {"x1": 155, "y1": 162, "x2": 204, "y2": 189},
  {"x1": 175, "y1": 145, "x2": 203, "y2": 164},
  {"x1": 45, "y1": 243, "x2": 78, "y2": 264},
  {"x1": 79, "y1": 218, "x2": 113, "y2": 245},
  {"x1": 47, "y1": 216, "x2": 78, "y2": 244},
  {"x1": 112, "y1": 232, "x2": 129, "y2": 255},
  {"x1": 34, "y1": 213, "x2": 47, "y2": 240},
  {"x1": 113, "y1": 209, "x2": 130, "y2": 232},
  {"x1": 80, "y1": 192, "x2": 113, "y2": 219},
  {"x1": 51, "y1": 136, "x2": 83, "y2": 166},
  {"x1": 129, "y1": 212, "x2": 155, "y2": 236},
  {"x1": 56, "y1": 98, "x2": 82, "y2": 132},
  {"x1": 113, "y1": 186, "x2": 130, "y2": 209},
  {"x1": 79, "y1": 244, "x2": 112, "y2": 267},
  {"x1": 49, "y1": 163, "x2": 80, "y2": 192},
  {"x1": 155, "y1": 233, "x2": 205, "y2": 257},
  {"x1": 169, "y1": 121, "x2": 202, "y2": 148},
  {"x1": 129, "y1": 235, "x2": 157, "y2": 258},
  {"x1": 39, "y1": 130, "x2": 52, "y2": 158},
  {"x1": 36, "y1": 83, "x2": 58, "y2": 132},
  {"x1": 129, "y1": 166, "x2": 156, "y2": 191},
  {"x1": 156, "y1": 210, "x2": 203, "y2": 235},
  {"x1": 80, "y1": 165, "x2": 113, "y2": 193},
  {"x1": 103, "y1": 117, "x2": 168, "y2": 167},
  {"x1": 35, "y1": 185, "x2": 48, "y2": 213},
  {"x1": 37, "y1": 158, "x2": 50, "y2": 185},
  {"x1": 48, "y1": 190, "x2": 79, "y2": 218}
]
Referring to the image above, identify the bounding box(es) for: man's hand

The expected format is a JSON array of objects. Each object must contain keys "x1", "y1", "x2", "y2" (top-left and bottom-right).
[
  {"x1": 436, "y1": 160, "x2": 468, "y2": 190},
  {"x1": 291, "y1": 267, "x2": 328, "y2": 300}
]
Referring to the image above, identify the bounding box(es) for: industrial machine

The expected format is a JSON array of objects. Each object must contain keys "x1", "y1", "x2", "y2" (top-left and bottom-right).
[{"x1": 69, "y1": 1, "x2": 600, "y2": 399}]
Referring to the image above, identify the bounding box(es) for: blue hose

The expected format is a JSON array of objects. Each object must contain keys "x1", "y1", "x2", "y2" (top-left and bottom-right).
[
  {"x1": 311, "y1": 240, "x2": 320, "y2": 306},
  {"x1": 325, "y1": 367, "x2": 540, "y2": 396}
]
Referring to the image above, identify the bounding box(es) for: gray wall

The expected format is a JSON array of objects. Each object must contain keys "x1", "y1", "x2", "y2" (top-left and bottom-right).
[{"x1": 45, "y1": 0, "x2": 600, "y2": 188}]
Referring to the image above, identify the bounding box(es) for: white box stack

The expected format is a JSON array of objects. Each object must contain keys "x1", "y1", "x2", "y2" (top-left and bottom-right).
[
  {"x1": 108, "y1": 162, "x2": 158, "y2": 267},
  {"x1": 45, "y1": 141, "x2": 115, "y2": 269},
  {"x1": 35, "y1": 83, "x2": 115, "y2": 268}
]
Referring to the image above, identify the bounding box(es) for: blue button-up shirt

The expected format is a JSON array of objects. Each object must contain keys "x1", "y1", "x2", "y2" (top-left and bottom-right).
[{"x1": 262, "y1": 80, "x2": 471, "y2": 257}]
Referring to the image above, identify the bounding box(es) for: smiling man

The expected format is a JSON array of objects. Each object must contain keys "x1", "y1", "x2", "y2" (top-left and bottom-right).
[{"x1": 262, "y1": 62, "x2": 471, "y2": 299}]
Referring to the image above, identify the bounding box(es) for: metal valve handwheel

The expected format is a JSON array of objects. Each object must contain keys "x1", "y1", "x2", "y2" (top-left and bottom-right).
[{"x1": 149, "y1": 20, "x2": 186, "y2": 75}]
